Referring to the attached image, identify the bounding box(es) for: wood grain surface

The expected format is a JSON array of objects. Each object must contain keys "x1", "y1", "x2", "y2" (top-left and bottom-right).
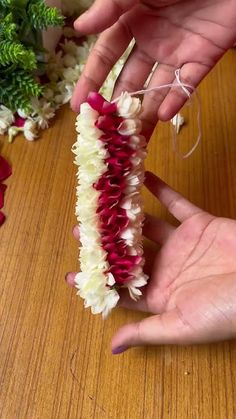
[{"x1": 0, "y1": 50, "x2": 236, "y2": 419}]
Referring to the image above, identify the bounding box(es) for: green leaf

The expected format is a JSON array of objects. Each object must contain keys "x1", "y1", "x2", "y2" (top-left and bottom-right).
[
  {"x1": 0, "y1": 68, "x2": 42, "y2": 112},
  {"x1": 0, "y1": 13, "x2": 17, "y2": 41},
  {"x1": 27, "y1": 1, "x2": 64, "y2": 30},
  {"x1": 0, "y1": 40, "x2": 37, "y2": 70}
]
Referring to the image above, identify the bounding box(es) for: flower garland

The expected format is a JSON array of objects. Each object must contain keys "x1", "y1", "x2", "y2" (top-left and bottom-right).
[{"x1": 72, "y1": 92, "x2": 148, "y2": 317}]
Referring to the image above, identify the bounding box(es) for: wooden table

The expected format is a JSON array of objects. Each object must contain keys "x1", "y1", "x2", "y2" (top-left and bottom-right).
[{"x1": 0, "y1": 50, "x2": 236, "y2": 419}]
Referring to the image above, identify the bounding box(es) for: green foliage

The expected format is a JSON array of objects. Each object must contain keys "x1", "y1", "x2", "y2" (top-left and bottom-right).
[
  {"x1": 0, "y1": 0, "x2": 14, "y2": 8},
  {"x1": 0, "y1": 69, "x2": 43, "y2": 112},
  {"x1": 0, "y1": 0, "x2": 64, "y2": 113},
  {"x1": 0, "y1": 40, "x2": 37, "y2": 69},
  {"x1": 28, "y1": 0, "x2": 64, "y2": 30},
  {"x1": 0, "y1": 13, "x2": 17, "y2": 41}
]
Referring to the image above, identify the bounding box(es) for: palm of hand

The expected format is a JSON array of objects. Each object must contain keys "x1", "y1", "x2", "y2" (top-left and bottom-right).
[
  {"x1": 72, "y1": 0, "x2": 236, "y2": 130},
  {"x1": 115, "y1": 172, "x2": 236, "y2": 349},
  {"x1": 146, "y1": 213, "x2": 236, "y2": 340}
]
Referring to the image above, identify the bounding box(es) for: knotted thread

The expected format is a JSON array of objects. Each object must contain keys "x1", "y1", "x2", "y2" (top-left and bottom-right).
[{"x1": 113, "y1": 69, "x2": 202, "y2": 159}]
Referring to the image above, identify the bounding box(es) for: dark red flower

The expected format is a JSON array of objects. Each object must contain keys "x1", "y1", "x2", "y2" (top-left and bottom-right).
[
  {"x1": 0, "y1": 155, "x2": 12, "y2": 226},
  {"x1": 87, "y1": 92, "x2": 117, "y2": 115}
]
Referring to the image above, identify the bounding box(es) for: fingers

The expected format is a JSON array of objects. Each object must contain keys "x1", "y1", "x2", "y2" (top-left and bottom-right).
[
  {"x1": 74, "y1": 0, "x2": 138, "y2": 34},
  {"x1": 141, "y1": 63, "x2": 175, "y2": 125},
  {"x1": 71, "y1": 22, "x2": 132, "y2": 111},
  {"x1": 112, "y1": 46, "x2": 156, "y2": 137},
  {"x1": 113, "y1": 45, "x2": 155, "y2": 99},
  {"x1": 143, "y1": 213, "x2": 175, "y2": 244},
  {"x1": 158, "y1": 62, "x2": 211, "y2": 121},
  {"x1": 111, "y1": 308, "x2": 193, "y2": 353},
  {"x1": 145, "y1": 171, "x2": 203, "y2": 222},
  {"x1": 118, "y1": 288, "x2": 150, "y2": 312}
]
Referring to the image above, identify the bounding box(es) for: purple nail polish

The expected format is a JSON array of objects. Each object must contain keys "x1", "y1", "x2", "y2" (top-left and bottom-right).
[{"x1": 112, "y1": 346, "x2": 128, "y2": 355}]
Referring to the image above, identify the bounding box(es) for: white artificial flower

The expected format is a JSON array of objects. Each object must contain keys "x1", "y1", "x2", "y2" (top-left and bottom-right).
[
  {"x1": 31, "y1": 98, "x2": 55, "y2": 129},
  {"x1": 23, "y1": 120, "x2": 38, "y2": 141},
  {"x1": 0, "y1": 105, "x2": 15, "y2": 134},
  {"x1": 171, "y1": 113, "x2": 185, "y2": 134}
]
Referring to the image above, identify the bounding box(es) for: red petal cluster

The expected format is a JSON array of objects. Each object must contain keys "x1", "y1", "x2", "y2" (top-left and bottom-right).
[
  {"x1": 88, "y1": 92, "x2": 142, "y2": 285},
  {"x1": 0, "y1": 156, "x2": 12, "y2": 226}
]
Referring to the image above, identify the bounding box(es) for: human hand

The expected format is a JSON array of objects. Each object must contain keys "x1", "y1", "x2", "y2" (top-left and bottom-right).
[
  {"x1": 71, "y1": 0, "x2": 236, "y2": 134},
  {"x1": 111, "y1": 171, "x2": 236, "y2": 353},
  {"x1": 67, "y1": 172, "x2": 236, "y2": 353}
]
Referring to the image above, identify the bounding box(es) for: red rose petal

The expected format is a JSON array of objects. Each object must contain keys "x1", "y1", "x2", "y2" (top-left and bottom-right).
[
  {"x1": 0, "y1": 183, "x2": 7, "y2": 209},
  {"x1": 87, "y1": 92, "x2": 106, "y2": 113},
  {"x1": 0, "y1": 156, "x2": 12, "y2": 181},
  {"x1": 102, "y1": 101, "x2": 117, "y2": 115},
  {"x1": 15, "y1": 116, "x2": 26, "y2": 128}
]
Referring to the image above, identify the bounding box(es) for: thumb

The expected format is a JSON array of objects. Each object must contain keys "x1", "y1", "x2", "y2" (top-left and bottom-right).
[
  {"x1": 74, "y1": 0, "x2": 139, "y2": 34},
  {"x1": 111, "y1": 309, "x2": 193, "y2": 354}
]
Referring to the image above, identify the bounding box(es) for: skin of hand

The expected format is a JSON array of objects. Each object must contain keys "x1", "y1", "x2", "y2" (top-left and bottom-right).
[
  {"x1": 71, "y1": 0, "x2": 236, "y2": 135},
  {"x1": 66, "y1": 172, "x2": 236, "y2": 354}
]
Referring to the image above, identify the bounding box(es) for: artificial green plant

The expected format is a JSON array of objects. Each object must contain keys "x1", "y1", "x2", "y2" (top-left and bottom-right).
[{"x1": 0, "y1": 0, "x2": 64, "y2": 113}]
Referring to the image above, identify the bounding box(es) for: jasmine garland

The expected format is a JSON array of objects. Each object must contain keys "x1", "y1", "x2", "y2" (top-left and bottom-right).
[{"x1": 72, "y1": 92, "x2": 148, "y2": 317}]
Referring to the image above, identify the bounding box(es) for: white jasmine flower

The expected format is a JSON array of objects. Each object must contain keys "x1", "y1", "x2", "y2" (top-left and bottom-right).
[
  {"x1": 171, "y1": 113, "x2": 185, "y2": 134},
  {"x1": 31, "y1": 98, "x2": 55, "y2": 129},
  {"x1": 0, "y1": 105, "x2": 15, "y2": 134},
  {"x1": 17, "y1": 109, "x2": 29, "y2": 119},
  {"x1": 126, "y1": 276, "x2": 148, "y2": 301},
  {"x1": 8, "y1": 126, "x2": 19, "y2": 143},
  {"x1": 117, "y1": 92, "x2": 142, "y2": 118},
  {"x1": 54, "y1": 94, "x2": 63, "y2": 105},
  {"x1": 63, "y1": 54, "x2": 77, "y2": 68},
  {"x1": 23, "y1": 120, "x2": 38, "y2": 141},
  {"x1": 62, "y1": 67, "x2": 80, "y2": 83},
  {"x1": 46, "y1": 51, "x2": 63, "y2": 82},
  {"x1": 58, "y1": 81, "x2": 74, "y2": 104},
  {"x1": 42, "y1": 87, "x2": 54, "y2": 101},
  {"x1": 61, "y1": 39, "x2": 79, "y2": 56},
  {"x1": 118, "y1": 118, "x2": 142, "y2": 136}
]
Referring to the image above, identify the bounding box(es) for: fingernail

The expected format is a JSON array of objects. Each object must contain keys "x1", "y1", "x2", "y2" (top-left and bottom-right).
[
  {"x1": 73, "y1": 225, "x2": 80, "y2": 240},
  {"x1": 65, "y1": 272, "x2": 76, "y2": 286},
  {"x1": 112, "y1": 345, "x2": 128, "y2": 355}
]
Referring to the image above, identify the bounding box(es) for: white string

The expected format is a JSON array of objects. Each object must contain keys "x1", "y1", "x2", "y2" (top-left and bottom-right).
[{"x1": 113, "y1": 68, "x2": 202, "y2": 159}]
